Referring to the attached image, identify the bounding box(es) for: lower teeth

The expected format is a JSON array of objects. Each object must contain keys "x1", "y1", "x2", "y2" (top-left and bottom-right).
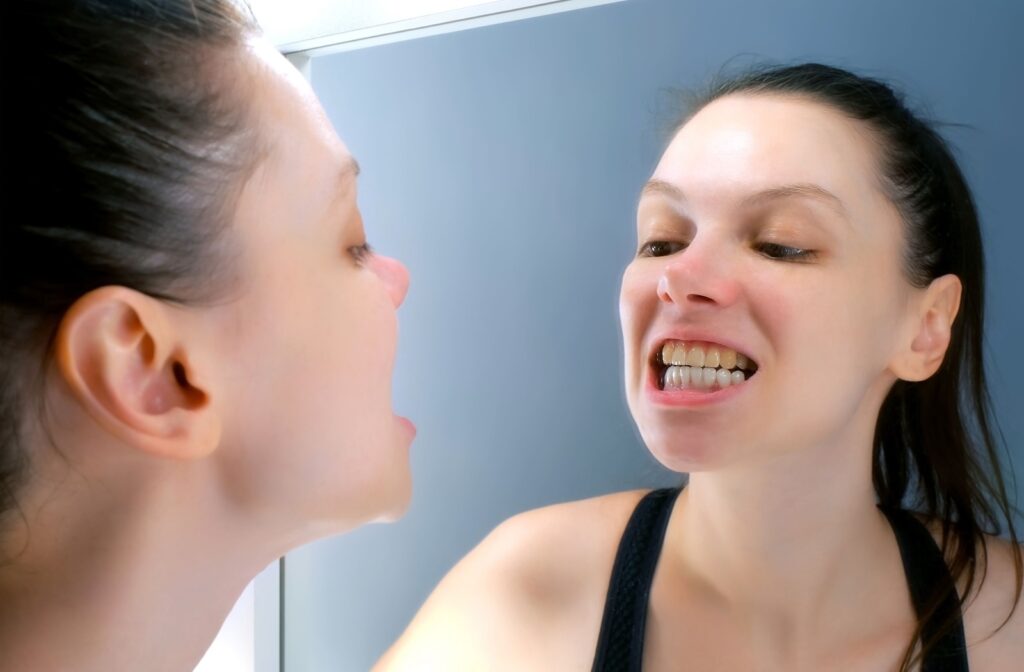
[{"x1": 662, "y1": 365, "x2": 746, "y2": 391}]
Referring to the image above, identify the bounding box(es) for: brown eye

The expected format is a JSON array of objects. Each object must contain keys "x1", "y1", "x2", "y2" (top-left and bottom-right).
[
  {"x1": 638, "y1": 241, "x2": 685, "y2": 258},
  {"x1": 757, "y1": 242, "x2": 814, "y2": 261}
]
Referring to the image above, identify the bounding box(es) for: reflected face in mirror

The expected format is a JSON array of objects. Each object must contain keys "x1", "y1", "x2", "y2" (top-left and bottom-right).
[
  {"x1": 208, "y1": 39, "x2": 414, "y2": 533},
  {"x1": 620, "y1": 94, "x2": 918, "y2": 473}
]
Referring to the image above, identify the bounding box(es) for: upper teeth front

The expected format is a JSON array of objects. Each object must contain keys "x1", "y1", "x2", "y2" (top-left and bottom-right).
[
  {"x1": 659, "y1": 341, "x2": 755, "y2": 391},
  {"x1": 661, "y1": 342, "x2": 751, "y2": 370}
]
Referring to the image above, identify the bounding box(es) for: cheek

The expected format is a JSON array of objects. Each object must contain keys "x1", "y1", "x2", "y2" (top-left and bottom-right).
[
  {"x1": 226, "y1": 274, "x2": 401, "y2": 514},
  {"x1": 314, "y1": 274, "x2": 397, "y2": 411},
  {"x1": 619, "y1": 264, "x2": 659, "y2": 366},
  {"x1": 750, "y1": 264, "x2": 903, "y2": 440},
  {"x1": 619, "y1": 263, "x2": 658, "y2": 332}
]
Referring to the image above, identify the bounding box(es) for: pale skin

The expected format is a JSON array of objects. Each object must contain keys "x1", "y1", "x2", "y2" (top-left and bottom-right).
[
  {"x1": 0, "y1": 38, "x2": 413, "y2": 671},
  {"x1": 377, "y1": 95, "x2": 1023, "y2": 671}
]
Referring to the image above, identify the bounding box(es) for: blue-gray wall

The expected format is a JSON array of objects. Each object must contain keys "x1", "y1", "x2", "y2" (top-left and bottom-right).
[{"x1": 283, "y1": 1, "x2": 1024, "y2": 668}]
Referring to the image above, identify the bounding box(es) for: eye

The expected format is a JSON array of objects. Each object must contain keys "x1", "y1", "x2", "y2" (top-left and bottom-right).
[
  {"x1": 756, "y1": 242, "x2": 815, "y2": 261},
  {"x1": 638, "y1": 240, "x2": 686, "y2": 258},
  {"x1": 347, "y1": 242, "x2": 373, "y2": 265}
]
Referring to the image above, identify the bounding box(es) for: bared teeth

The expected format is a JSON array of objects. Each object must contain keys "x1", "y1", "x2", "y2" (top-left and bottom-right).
[
  {"x1": 661, "y1": 365, "x2": 748, "y2": 391},
  {"x1": 657, "y1": 341, "x2": 754, "y2": 372}
]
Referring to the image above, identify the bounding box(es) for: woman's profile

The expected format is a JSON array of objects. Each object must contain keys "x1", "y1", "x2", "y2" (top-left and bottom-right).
[
  {"x1": 378, "y1": 64, "x2": 1023, "y2": 671},
  {"x1": 0, "y1": 1, "x2": 415, "y2": 669}
]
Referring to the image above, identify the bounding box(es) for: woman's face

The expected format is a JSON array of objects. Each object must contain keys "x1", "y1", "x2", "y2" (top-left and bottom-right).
[
  {"x1": 620, "y1": 94, "x2": 918, "y2": 473},
  {"x1": 205, "y1": 40, "x2": 414, "y2": 533}
]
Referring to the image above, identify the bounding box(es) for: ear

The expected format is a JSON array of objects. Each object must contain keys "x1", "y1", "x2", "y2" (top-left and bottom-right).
[
  {"x1": 890, "y1": 274, "x2": 962, "y2": 382},
  {"x1": 54, "y1": 286, "x2": 221, "y2": 460}
]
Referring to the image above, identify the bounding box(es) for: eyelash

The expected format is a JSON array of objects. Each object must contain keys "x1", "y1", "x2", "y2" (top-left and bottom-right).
[
  {"x1": 348, "y1": 242, "x2": 373, "y2": 265},
  {"x1": 637, "y1": 240, "x2": 815, "y2": 262},
  {"x1": 756, "y1": 242, "x2": 815, "y2": 261}
]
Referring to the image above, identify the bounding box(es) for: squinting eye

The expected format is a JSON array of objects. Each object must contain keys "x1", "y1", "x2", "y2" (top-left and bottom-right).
[
  {"x1": 757, "y1": 242, "x2": 814, "y2": 261},
  {"x1": 638, "y1": 241, "x2": 685, "y2": 258},
  {"x1": 347, "y1": 242, "x2": 373, "y2": 265}
]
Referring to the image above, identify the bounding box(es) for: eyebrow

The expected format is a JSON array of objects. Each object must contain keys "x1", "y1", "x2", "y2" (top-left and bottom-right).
[
  {"x1": 326, "y1": 156, "x2": 361, "y2": 217},
  {"x1": 334, "y1": 156, "x2": 360, "y2": 198},
  {"x1": 641, "y1": 179, "x2": 847, "y2": 219}
]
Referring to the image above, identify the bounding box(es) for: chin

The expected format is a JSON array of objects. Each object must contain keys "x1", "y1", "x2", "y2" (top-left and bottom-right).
[
  {"x1": 374, "y1": 489, "x2": 412, "y2": 523},
  {"x1": 641, "y1": 426, "x2": 735, "y2": 474},
  {"x1": 367, "y1": 467, "x2": 414, "y2": 524}
]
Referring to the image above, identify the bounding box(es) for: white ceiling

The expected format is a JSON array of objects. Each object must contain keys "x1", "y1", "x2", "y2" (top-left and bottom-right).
[{"x1": 247, "y1": 0, "x2": 621, "y2": 55}]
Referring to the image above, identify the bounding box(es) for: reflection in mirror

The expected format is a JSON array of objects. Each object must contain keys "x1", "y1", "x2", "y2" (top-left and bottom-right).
[{"x1": 281, "y1": 1, "x2": 1023, "y2": 670}]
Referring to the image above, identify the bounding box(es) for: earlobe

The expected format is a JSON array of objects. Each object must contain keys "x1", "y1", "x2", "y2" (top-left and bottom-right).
[
  {"x1": 55, "y1": 287, "x2": 220, "y2": 460},
  {"x1": 891, "y1": 274, "x2": 962, "y2": 382}
]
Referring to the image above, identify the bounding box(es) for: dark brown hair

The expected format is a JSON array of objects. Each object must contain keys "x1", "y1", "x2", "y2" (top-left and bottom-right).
[
  {"x1": 0, "y1": 1, "x2": 262, "y2": 536},
  {"x1": 676, "y1": 62, "x2": 1021, "y2": 670}
]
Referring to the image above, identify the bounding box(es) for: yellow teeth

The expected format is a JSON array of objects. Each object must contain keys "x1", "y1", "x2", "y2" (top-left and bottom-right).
[{"x1": 659, "y1": 341, "x2": 752, "y2": 371}]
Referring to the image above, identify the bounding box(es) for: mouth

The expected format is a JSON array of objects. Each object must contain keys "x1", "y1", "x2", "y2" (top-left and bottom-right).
[{"x1": 652, "y1": 339, "x2": 759, "y2": 392}]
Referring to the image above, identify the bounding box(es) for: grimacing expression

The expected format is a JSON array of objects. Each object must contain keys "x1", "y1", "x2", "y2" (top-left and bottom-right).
[
  {"x1": 620, "y1": 94, "x2": 918, "y2": 473},
  {"x1": 207, "y1": 39, "x2": 414, "y2": 531}
]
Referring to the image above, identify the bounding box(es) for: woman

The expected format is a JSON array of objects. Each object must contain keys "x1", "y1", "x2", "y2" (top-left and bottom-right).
[
  {"x1": 378, "y1": 64, "x2": 1023, "y2": 671},
  {"x1": 0, "y1": 1, "x2": 414, "y2": 669}
]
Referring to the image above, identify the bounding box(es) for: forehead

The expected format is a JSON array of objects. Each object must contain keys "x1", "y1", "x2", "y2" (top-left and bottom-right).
[
  {"x1": 652, "y1": 94, "x2": 882, "y2": 209},
  {"x1": 235, "y1": 39, "x2": 356, "y2": 224},
  {"x1": 248, "y1": 38, "x2": 352, "y2": 175}
]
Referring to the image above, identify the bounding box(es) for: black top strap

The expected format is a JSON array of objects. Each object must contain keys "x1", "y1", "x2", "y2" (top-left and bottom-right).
[
  {"x1": 879, "y1": 507, "x2": 969, "y2": 672},
  {"x1": 591, "y1": 489, "x2": 970, "y2": 672},
  {"x1": 591, "y1": 487, "x2": 680, "y2": 672}
]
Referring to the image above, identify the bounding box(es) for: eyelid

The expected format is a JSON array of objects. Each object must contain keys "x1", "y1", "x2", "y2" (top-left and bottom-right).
[
  {"x1": 637, "y1": 240, "x2": 686, "y2": 258},
  {"x1": 757, "y1": 242, "x2": 815, "y2": 261}
]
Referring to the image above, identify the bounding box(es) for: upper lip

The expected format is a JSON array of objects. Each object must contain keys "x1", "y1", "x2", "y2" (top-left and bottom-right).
[{"x1": 648, "y1": 329, "x2": 758, "y2": 368}]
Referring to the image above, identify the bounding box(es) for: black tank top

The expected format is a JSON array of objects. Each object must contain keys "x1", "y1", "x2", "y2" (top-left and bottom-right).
[{"x1": 591, "y1": 488, "x2": 969, "y2": 671}]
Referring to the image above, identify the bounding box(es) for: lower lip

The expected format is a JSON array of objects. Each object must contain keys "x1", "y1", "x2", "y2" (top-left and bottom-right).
[
  {"x1": 396, "y1": 415, "x2": 417, "y2": 439},
  {"x1": 645, "y1": 367, "x2": 753, "y2": 407}
]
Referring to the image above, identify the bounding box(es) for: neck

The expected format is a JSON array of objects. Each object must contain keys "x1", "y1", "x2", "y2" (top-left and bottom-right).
[
  {"x1": 662, "y1": 428, "x2": 910, "y2": 661},
  {"x1": 0, "y1": 462, "x2": 286, "y2": 672}
]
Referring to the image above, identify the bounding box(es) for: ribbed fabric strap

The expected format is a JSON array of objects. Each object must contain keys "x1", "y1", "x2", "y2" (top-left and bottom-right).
[
  {"x1": 591, "y1": 489, "x2": 970, "y2": 672},
  {"x1": 592, "y1": 488, "x2": 680, "y2": 672},
  {"x1": 879, "y1": 507, "x2": 969, "y2": 672}
]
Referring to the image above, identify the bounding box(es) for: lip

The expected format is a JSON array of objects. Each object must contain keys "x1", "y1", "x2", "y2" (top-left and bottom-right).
[{"x1": 644, "y1": 327, "x2": 758, "y2": 408}]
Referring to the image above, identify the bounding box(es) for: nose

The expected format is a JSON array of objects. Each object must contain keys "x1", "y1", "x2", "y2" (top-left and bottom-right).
[
  {"x1": 367, "y1": 253, "x2": 410, "y2": 308},
  {"x1": 657, "y1": 236, "x2": 741, "y2": 308}
]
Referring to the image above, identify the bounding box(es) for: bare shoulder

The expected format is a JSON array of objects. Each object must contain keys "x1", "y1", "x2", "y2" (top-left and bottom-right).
[
  {"x1": 961, "y1": 533, "x2": 1024, "y2": 671},
  {"x1": 917, "y1": 518, "x2": 1024, "y2": 671},
  {"x1": 374, "y1": 489, "x2": 650, "y2": 672}
]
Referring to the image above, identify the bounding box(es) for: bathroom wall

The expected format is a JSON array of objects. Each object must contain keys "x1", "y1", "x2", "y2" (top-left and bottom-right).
[{"x1": 284, "y1": 1, "x2": 1024, "y2": 668}]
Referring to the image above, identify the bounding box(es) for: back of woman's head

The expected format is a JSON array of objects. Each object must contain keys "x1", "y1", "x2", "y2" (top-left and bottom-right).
[
  {"x1": 677, "y1": 62, "x2": 1021, "y2": 671},
  {"x1": 0, "y1": 0, "x2": 261, "y2": 532}
]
